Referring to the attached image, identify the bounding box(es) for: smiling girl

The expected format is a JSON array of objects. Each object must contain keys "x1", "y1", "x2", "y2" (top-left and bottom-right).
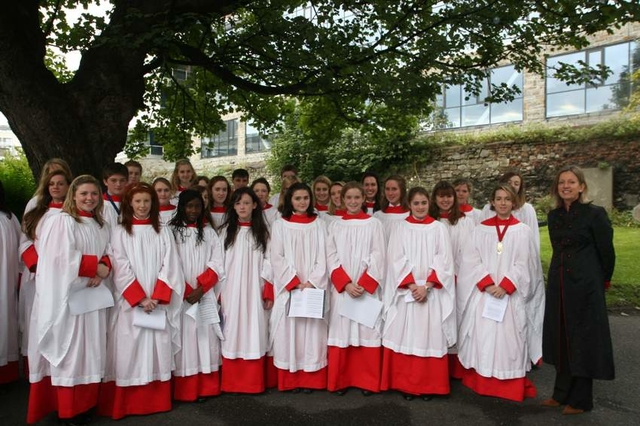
[
  {"x1": 207, "y1": 176, "x2": 231, "y2": 231},
  {"x1": 169, "y1": 190, "x2": 224, "y2": 402},
  {"x1": 251, "y1": 177, "x2": 279, "y2": 227},
  {"x1": 325, "y1": 182, "x2": 386, "y2": 396},
  {"x1": 153, "y1": 177, "x2": 177, "y2": 225},
  {"x1": 312, "y1": 176, "x2": 332, "y2": 217},
  {"x1": 373, "y1": 175, "x2": 410, "y2": 243},
  {"x1": 171, "y1": 160, "x2": 198, "y2": 202}
]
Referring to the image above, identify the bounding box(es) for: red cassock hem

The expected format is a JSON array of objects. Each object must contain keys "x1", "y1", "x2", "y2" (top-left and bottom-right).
[
  {"x1": 277, "y1": 367, "x2": 328, "y2": 391},
  {"x1": 97, "y1": 380, "x2": 172, "y2": 420},
  {"x1": 327, "y1": 346, "x2": 381, "y2": 392},
  {"x1": 461, "y1": 368, "x2": 537, "y2": 402},
  {"x1": 0, "y1": 361, "x2": 19, "y2": 384},
  {"x1": 448, "y1": 354, "x2": 465, "y2": 379},
  {"x1": 380, "y1": 348, "x2": 449, "y2": 395},
  {"x1": 27, "y1": 377, "x2": 99, "y2": 424},
  {"x1": 265, "y1": 355, "x2": 278, "y2": 389},
  {"x1": 221, "y1": 357, "x2": 266, "y2": 394},
  {"x1": 173, "y1": 372, "x2": 221, "y2": 401}
]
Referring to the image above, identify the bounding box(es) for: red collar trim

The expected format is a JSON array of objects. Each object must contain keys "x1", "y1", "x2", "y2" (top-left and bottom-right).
[
  {"x1": 48, "y1": 202, "x2": 64, "y2": 209},
  {"x1": 238, "y1": 221, "x2": 252, "y2": 227},
  {"x1": 384, "y1": 205, "x2": 408, "y2": 214},
  {"x1": 211, "y1": 206, "x2": 226, "y2": 213},
  {"x1": 406, "y1": 215, "x2": 435, "y2": 224},
  {"x1": 186, "y1": 221, "x2": 207, "y2": 228},
  {"x1": 343, "y1": 211, "x2": 371, "y2": 220},
  {"x1": 481, "y1": 215, "x2": 520, "y2": 226},
  {"x1": 263, "y1": 203, "x2": 274, "y2": 210},
  {"x1": 177, "y1": 185, "x2": 189, "y2": 192},
  {"x1": 439, "y1": 211, "x2": 450, "y2": 219},
  {"x1": 78, "y1": 210, "x2": 93, "y2": 218},
  {"x1": 103, "y1": 193, "x2": 121, "y2": 202},
  {"x1": 285, "y1": 214, "x2": 316, "y2": 224},
  {"x1": 315, "y1": 203, "x2": 329, "y2": 211},
  {"x1": 132, "y1": 217, "x2": 152, "y2": 225},
  {"x1": 160, "y1": 205, "x2": 176, "y2": 212},
  {"x1": 365, "y1": 201, "x2": 375, "y2": 208},
  {"x1": 459, "y1": 204, "x2": 473, "y2": 213},
  {"x1": 334, "y1": 209, "x2": 347, "y2": 217}
]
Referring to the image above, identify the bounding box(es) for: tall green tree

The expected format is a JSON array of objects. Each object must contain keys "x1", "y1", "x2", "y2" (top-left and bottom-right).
[{"x1": 0, "y1": 1, "x2": 638, "y2": 178}]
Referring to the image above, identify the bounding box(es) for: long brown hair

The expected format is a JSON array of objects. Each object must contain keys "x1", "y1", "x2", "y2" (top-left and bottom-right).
[
  {"x1": 429, "y1": 180, "x2": 463, "y2": 225},
  {"x1": 120, "y1": 183, "x2": 161, "y2": 234},
  {"x1": 380, "y1": 175, "x2": 409, "y2": 211},
  {"x1": 23, "y1": 170, "x2": 72, "y2": 239},
  {"x1": 63, "y1": 175, "x2": 105, "y2": 227}
]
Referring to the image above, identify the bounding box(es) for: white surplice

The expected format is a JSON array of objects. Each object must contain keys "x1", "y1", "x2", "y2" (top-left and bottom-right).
[
  {"x1": 18, "y1": 205, "x2": 63, "y2": 357},
  {"x1": 269, "y1": 216, "x2": 328, "y2": 372},
  {"x1": 438, "y1": 215, "x2": 475, "y2": 277},
  {"x1": 326, "y1": 215, "x2": 386, "y2": 347},
  {"x1": 106, "y1": 223, "x2": 184, "y2": 386},
  {"x1": 383, "y1": 218, "x2": 456, "y2": 357},
  {"x1": 456, "y1": 218, "x2": 536, "y2": 380},
  {"x1": 172, "y1": 225, "x2": 225, "y2": 377},
  {"x1": 218, "y1": 225, "x2": 271, "y2": 360},
  {"x1": 0, "y1": 212, "x2": 20, "y2": 369},
  {"x1": 373, "y1": 208, "x2": 410, "y2": 244},
  {"x1": 29, "y1": 214, "x2": 110, "y2": 385}
]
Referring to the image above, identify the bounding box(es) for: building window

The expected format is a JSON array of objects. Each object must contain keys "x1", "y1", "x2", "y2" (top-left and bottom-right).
[
  {"x1": 245, "y1": 121, "x2": 270, "y2": 153},
  {"x1": 546, "y1": 40, "x2": 638, "y2": 117},
  {"x1": 436, "y1": 65, "x2": 523, "y2": 128},
  {"x1": 202, "y1": 119, "x2": 238, "y2": 158},
  {"x1": 148, "y1": 131, "x2": 163, "y2": 156}
]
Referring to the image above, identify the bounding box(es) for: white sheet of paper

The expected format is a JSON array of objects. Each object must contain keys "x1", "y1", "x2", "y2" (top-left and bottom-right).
[
  {"x1": 199, "y1": 299, "x2": 221, "y2": 325},
  {"x1": 404, "y1": 279, "x2": 426, "y2": 303},
  {"x1": 185, "y1": 302, "x2": 199, "y2": 320},
  {"x1": 338, "y1": 292, "x2": 383, "y2": 329},
  {"x1": 482, "y1": 294, "x2": 509, "y2": 322},
  {"x1": 133, "y1": 307, "x2": 167, "y2": 330},
  {"x1": 68, "y1": 284, "x2": 114, "y2": 315},
  {"x1": 288, "y1": 288, "x2": 325, "y2": 319}
]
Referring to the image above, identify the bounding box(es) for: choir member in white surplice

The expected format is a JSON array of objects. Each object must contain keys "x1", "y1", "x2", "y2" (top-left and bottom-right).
[
  {"x1": 326, "y1": 182, "x2": 385, "y2": 396},
  {"x1": 0, "y1": 180, "x2": 21, "y2": 386},
  {"x1": 373, "y1": 175, "x2": 410, "y2": 244},
  {"x1": 27, "y1": 175, "x2": 111, "y2": 425},
  {"x1": 457, "y1": 184, "x2": 538, "y2": 402},
  {"x1": 218, "y1": 187, "x2": 274, "y2": 394},
  {"x1": 99, "y1": 183, "x2": 184, "y2": 420},
  {"x1": 381, "y1": 187, "x2": 456, "y2": 400},
  {"x1": 270, "y1": 183, "x2": 329, "y2": 392},
  {"x1": 170, "y1": 189, "x2": 225, "y2": 401}
]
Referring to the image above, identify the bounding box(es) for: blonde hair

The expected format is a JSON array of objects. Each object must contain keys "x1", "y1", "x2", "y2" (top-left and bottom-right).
[
  {"x1": 63, "y1": 175, "x2": 105, "y2": 227},
  {"x1": 551, "y1": 165, "x2": 589, "y2": 208},
  {"x1": 277, "y1": 175, "x2": 300, "y2": 213},
  {"x1": 328, "y1": 181, "x2": 345, "y2": 215},
  {"x1": 170, "y1": 159, "x2": 197, "y2": 191}
]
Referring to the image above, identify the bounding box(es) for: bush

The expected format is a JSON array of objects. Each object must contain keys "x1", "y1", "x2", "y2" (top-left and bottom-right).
[
  {"x1": 608, "y1": 209, "x2": 640, "y2": 228},
  {"x1": 0, "y1": 151, "x2": 36, "y2": 219},
  {"x1": 534, "y1": 195, "x2": 555, "y2": 222}
]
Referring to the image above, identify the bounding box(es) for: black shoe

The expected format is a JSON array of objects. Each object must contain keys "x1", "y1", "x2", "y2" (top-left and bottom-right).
[
  {"x1": 335, "y1": 388, "x2": 348, "y2": 396},
  {"x1": 361, "y1": 390, "x2": 373, "y2": 397},
  {"x1": 290, "y1": 388, "x2": 301, "y2": 394},
  {"x1": 421, "y1": 395, "x2": 433, "y2": 401},
  {"x1": 196, "y1": 397, "x2": 207, "y2": 403},
  {"x1": 302, "y1": 388, "x2": 313, "y2": 394},
  {"x1": 402, "y1": 393, "x2": 415, "y2": 401}
]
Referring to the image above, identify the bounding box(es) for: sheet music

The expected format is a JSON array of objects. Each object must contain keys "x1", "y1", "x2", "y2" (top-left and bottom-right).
[
  {"x1": 133, "y1": 307, "x2": 167, "y2": 330},
  {"x1": 288, "y1": 288, "x2": 325, "y2": 319},
  {"x1": 338, "y1": 292, "x2": 383, "y2": 329},
  {"x1": 482, "y1": 294, "x2": 509, "y2": 322},
  {"x1": 68, "y1": 284, "x2": 114, "y2": 315},
  {"x1": 404, "y1": 279, "x2": 426, "y2": 303}
]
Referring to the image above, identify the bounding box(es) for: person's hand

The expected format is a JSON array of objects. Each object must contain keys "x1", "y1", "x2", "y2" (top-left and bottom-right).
[
  {"x1": 297, "y1": 281, "x2": 314, "y2": 290},
  {"x1": 487, "y1": 284, "x2": 506, "y2": 299},
  {"x1": 186, "y1": 286, "x2": 205, "y2": 305},
  {"x1": 140, "y1": 297, "x2": 157, "y2": 313},
  {"x1": 412, "y1": 285, "x2": 428, "y2": 303},
  {"x1": 97, "y1": 263, "x2": 110, "y2": 278},
  {"x1": 87, "y1": 276, "x2": 102, "y2": 287},
  {"x1": 345, "y1": 283, "x2": 365, "y2": 298},
  {"x1": 263, "y1": 299, "x2": 274, "y2": 310}
]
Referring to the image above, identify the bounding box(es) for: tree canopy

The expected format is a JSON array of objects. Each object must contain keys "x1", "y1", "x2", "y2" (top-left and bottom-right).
[{"x1": 0, "y1": 0, "x2": 638, "y2": 178}]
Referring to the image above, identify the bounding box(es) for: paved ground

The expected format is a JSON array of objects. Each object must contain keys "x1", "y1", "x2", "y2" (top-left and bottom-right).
[{"x1": 1, "y1": 314, "x2": 638, "y2": 426}]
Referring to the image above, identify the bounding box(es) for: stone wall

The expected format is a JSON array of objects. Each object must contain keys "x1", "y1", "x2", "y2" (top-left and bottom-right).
[{"x1": 415, "y1": 138, "x2": 640, "y2": 211}]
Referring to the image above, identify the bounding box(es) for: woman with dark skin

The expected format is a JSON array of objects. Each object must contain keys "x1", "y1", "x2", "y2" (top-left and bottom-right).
[{"x1": 542, "y1": 165, "x2": 615, "y2": 415}]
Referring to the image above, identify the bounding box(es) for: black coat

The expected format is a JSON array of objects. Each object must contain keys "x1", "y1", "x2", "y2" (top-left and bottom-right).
[{"x1": 542, "y1": 201, "x2": 615, "y2": 380}]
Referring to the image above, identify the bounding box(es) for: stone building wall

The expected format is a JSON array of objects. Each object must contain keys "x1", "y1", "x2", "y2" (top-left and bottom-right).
[{"x1": 416, "y1": 138, "x2": 640, "y2": 211}]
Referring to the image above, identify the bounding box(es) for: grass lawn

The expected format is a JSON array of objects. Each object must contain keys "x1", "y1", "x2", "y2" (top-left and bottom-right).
[{"x1": 539, "y1": 227, "x2": 640, "y2": 308}]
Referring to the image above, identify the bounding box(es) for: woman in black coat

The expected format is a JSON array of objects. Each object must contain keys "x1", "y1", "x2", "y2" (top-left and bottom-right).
[{"x1": 542, "y1": 165, "x2": 615, "y2": 415}]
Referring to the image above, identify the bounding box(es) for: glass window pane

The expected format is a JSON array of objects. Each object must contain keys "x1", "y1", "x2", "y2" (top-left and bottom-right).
[
  {"x1": 492, "y1": 65, "x2": 523, "y2": 92},
  {"x1": 491, "y1": 98, "x2": 523, "y2": 123},
  {"x1": 461, "y1": 104, "x2": 489, "y2": 126},
  {"x1": 443, "y1": 107, "x2": 460, "y2": 128},
  {"x1": 463, "y1": 79, "x2": 488, "y2": 105},
  {"x1": 547, "y1": 51, "x2": 585, "y2": 93},
  {"x1": 604, "y1": 43, "x2": 630, "y2": 85},
  {"x1": 547, "y1": 90, "x2": 585, "y2": 117},
  {"x1": 586, "y1": 86, "x2": 616, "y2": 113},
  {"x1": 445, "y1": 85, "x2": 461, "y2": 108}
]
